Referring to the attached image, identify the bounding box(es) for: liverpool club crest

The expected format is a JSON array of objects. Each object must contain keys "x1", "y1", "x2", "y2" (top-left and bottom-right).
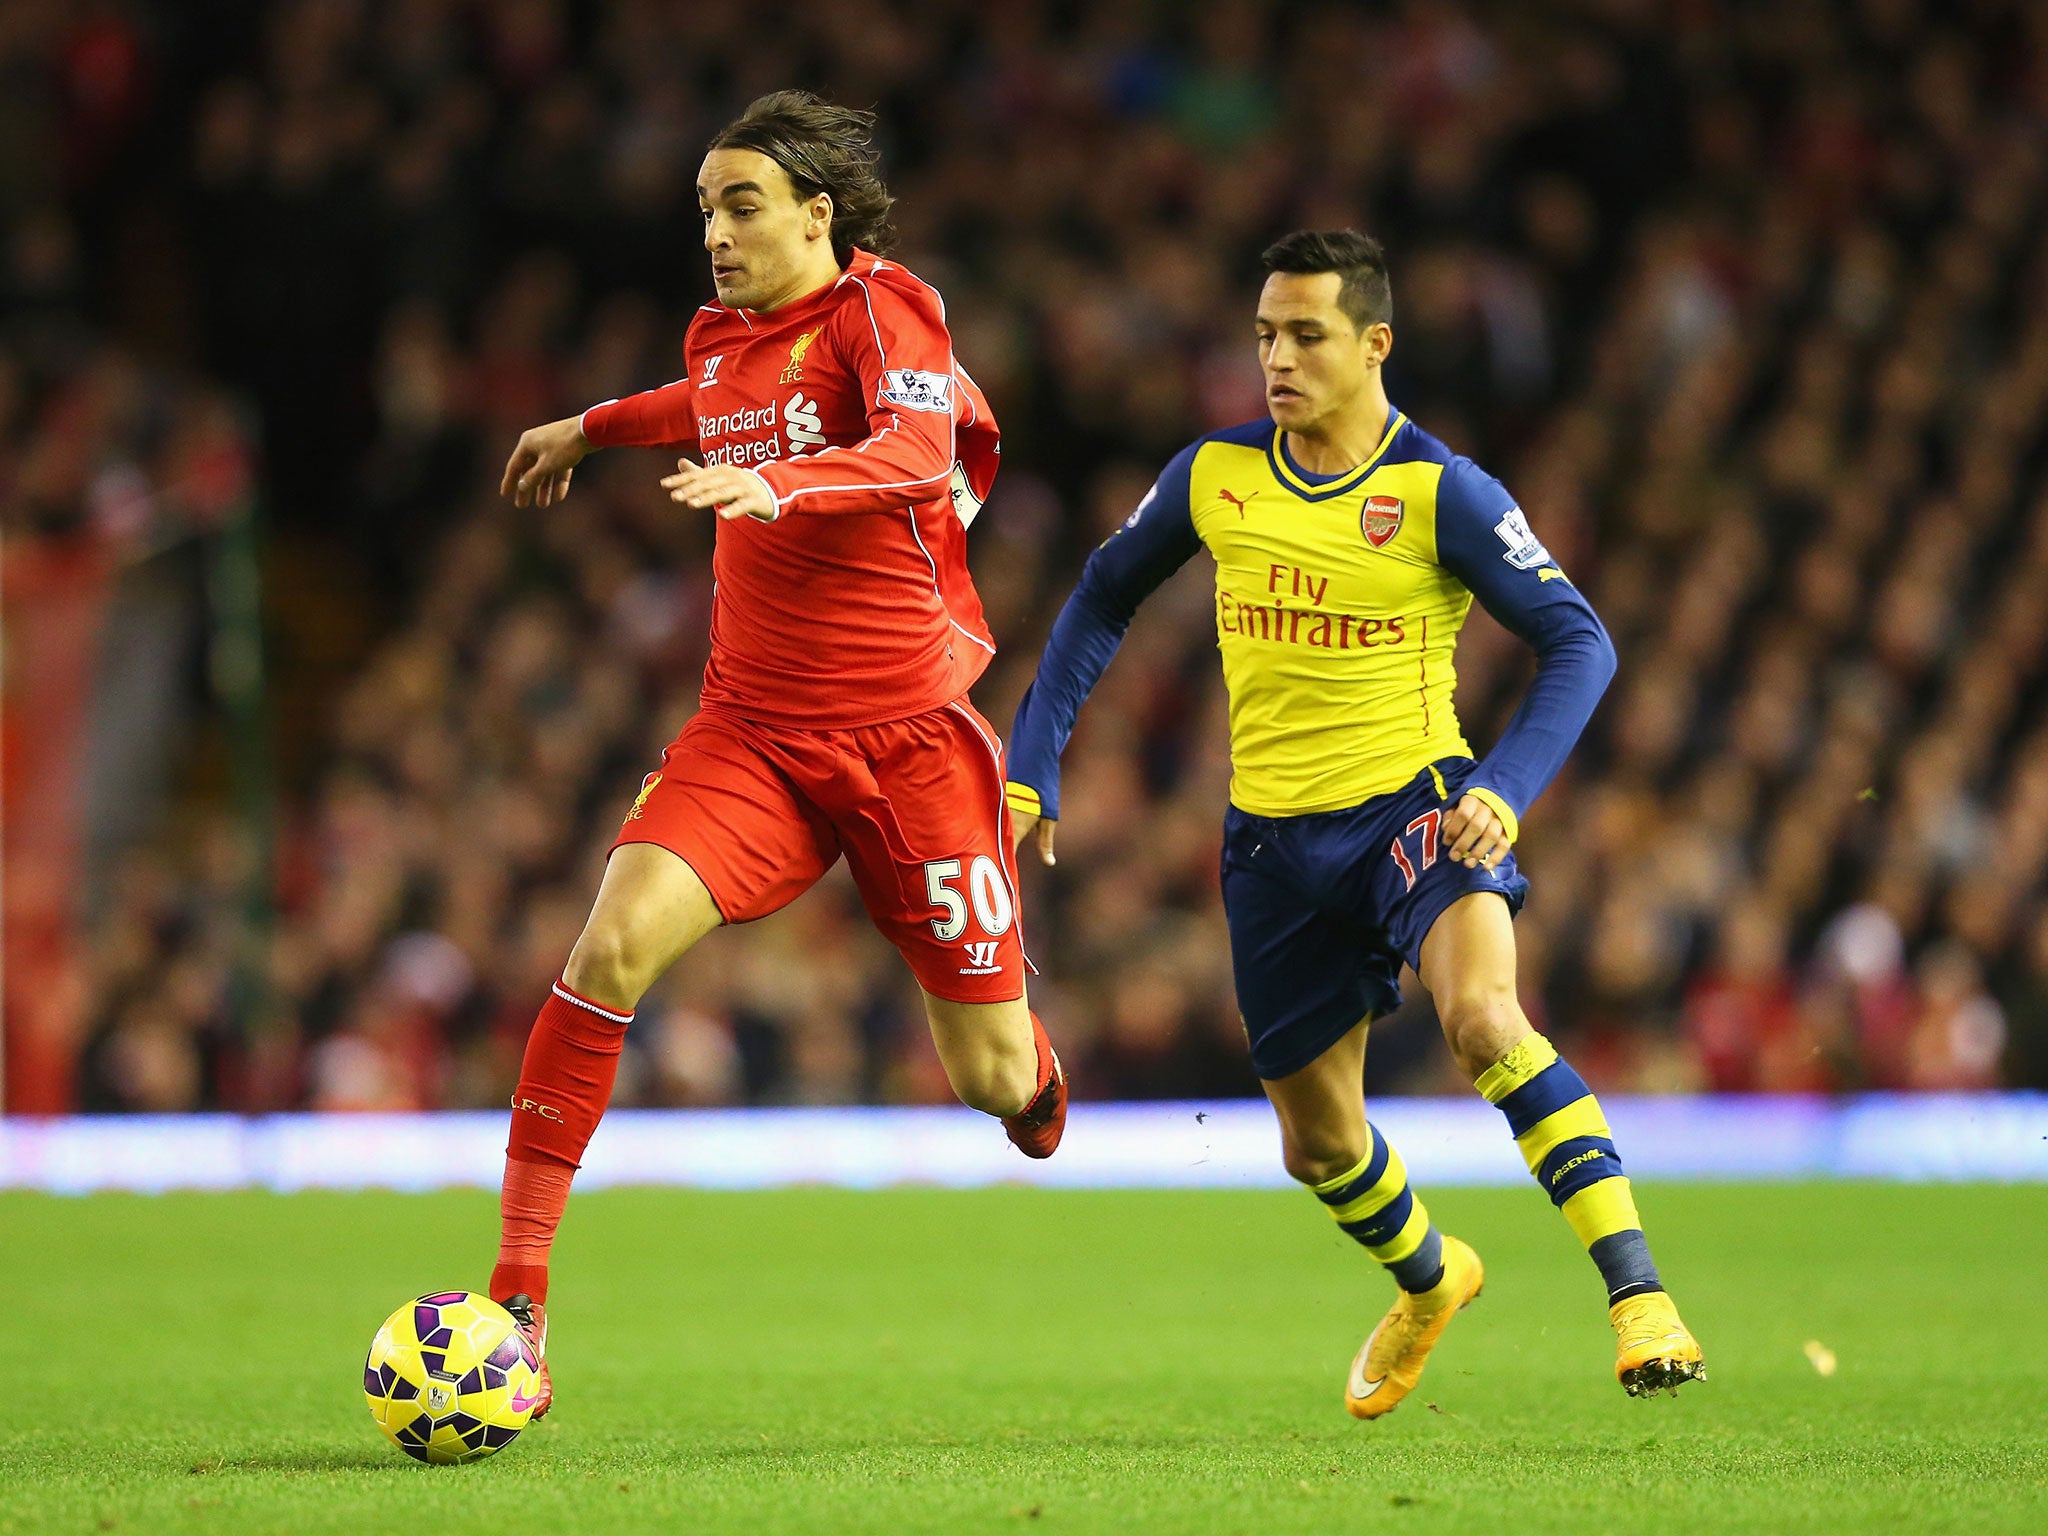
[{"x1": 1362, "y1": 495, "x2": 1404, "y2": 547}]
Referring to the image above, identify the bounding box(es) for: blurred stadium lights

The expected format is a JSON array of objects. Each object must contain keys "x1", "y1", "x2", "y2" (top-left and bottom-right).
[{"x1": 4, "y1": 1094, "x2": 2045, "y2": 1195}]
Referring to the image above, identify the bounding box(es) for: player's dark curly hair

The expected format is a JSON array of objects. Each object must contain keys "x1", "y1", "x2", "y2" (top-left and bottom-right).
[
  {"x1": 1260, "y1": 229, "x2": 1392, "y2": 332},
  {"x1": 709, "y1": 91, "x2": 897, "y2": 265}
]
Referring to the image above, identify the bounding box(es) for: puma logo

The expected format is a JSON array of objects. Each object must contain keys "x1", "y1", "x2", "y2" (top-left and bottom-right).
[{"x1": 1219, "y1": 487, "x2": 1259, "y2": 518}]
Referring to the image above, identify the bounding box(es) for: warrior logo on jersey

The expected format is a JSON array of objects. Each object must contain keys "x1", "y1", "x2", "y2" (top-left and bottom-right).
[
  {"x1": 1362, "y1": 495, "x2": 1404, "y2": 547},
  {"x1": 780, "y1": 327, "x2": 824, "y2": 383},
  {"x1": 880, "y1": 368, "x2": 953, "y2": 413}
]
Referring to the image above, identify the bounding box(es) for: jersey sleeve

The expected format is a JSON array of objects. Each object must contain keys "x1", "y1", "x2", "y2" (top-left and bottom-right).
[
  {"x1": 1005, "y1": 444, "x2": 1204, "y2": 821},
  {"x1": 752, "y1": 273, "x2": 958, "y2": 518},
  {"x1": 580, "y1": 379, "x2": 699, "y2": 453},
  {"x1": 1433, "y1": 457, "x2": 1617, "y2": 840}
]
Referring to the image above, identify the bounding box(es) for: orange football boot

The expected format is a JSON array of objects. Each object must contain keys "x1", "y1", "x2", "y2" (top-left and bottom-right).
[{"x1": 1345, "y1": 1236, "x2": 1485, "y2": 1420}]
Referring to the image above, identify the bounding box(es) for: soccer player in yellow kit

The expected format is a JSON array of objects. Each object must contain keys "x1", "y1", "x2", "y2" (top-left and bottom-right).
[{"x1": 1006, "y1": 231, "x2": 1704, "y2": 1416}]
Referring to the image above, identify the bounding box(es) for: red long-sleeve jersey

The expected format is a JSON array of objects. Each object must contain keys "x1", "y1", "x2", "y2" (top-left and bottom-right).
[{"x1": 580, "y1": 249, "x2": 1001, "y2": 728}]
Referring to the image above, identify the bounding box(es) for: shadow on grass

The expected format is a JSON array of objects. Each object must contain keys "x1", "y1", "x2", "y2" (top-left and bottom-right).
[{"x1": 186, "y1": 1448, "x2": 415, "y2": 1475}]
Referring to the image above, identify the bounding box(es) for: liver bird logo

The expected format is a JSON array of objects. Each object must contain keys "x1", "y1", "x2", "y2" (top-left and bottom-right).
[{"x1": 780, "y1": 327, "x2": 824, "y2": 383}]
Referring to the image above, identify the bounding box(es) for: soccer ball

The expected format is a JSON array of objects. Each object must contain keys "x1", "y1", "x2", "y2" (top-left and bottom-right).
[{"x1": 363, "y1": 1291, "x2": 543, "y2": 1464}]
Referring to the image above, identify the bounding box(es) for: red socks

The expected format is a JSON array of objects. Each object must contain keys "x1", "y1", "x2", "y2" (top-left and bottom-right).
[
  {"x1": 490, "y1": 1160, "x2": 573, "y2": 1305},
  {"x1": 490, "y1": 979, "x2": 632, "y2": 1306}
]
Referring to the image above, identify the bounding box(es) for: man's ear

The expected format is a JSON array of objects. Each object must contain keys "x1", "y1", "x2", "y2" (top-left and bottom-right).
[
  {"x1": 808, "y1": 193, "x2": 834, "y2": 239},
  {"x1": 1364, "y1": 320, "x2": 1393, "y2": 367}
]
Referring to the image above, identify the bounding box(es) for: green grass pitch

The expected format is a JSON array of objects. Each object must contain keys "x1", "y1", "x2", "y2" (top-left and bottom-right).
[{"x1": 3, "y1": 1182, "x2": 2044, "y2": 1534}]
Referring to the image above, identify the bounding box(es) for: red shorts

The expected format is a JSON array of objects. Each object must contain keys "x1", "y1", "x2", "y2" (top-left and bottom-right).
[{"x1": 613, "y1": 698, "x2": 1030, "y2": 1004}]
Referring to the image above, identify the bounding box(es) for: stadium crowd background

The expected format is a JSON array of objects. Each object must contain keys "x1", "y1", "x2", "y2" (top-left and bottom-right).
[{"x1": 5, "y1": 0, "x2": 2048, "y2": 1114}]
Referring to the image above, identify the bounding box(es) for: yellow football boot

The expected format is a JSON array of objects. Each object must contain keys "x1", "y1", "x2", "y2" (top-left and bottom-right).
[
  {"x1": 1611, "y1": 1291, "x2": 1705, "y2": 1397},
  {"x1": 1345, "y1": 1236, "x2": 1484, "y2": 1419}
]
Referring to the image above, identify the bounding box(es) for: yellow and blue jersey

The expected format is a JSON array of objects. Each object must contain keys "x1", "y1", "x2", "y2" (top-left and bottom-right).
[{"x1": 1006, "y1": 410, "x2": 1615, "y2": 835}]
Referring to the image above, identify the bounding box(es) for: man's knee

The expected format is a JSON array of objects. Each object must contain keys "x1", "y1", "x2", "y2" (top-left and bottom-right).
[
  {"x1": 948, "y1": 1042, "x2": 1037, "y2": 1117},
  {"x1": 560, "y1": 918, "x2": 663, "y2": 1011},
  {"x1": 558, "y1": 844, "x2": 721, "y2": 1009},
  {"x1": 1280, "y1": 1124, "x2": 1370, "y2": 1189},
  {"x1": 1436, "y1": 983, "x2": 1528, "y2": 1077}
]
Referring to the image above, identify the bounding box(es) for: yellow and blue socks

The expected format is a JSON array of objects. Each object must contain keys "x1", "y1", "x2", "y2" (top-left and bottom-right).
[
  {"x1": 1476, "y1": 1034, "x2": 1662, "y2": 1304},
  {"x1": 1310, "y1": 1124, "x2": 1446, "y2": 1293}
]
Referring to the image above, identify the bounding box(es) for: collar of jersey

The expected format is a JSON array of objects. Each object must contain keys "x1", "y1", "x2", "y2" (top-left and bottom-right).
[{"x1": 1266, "y1": 408, "x2": 1406, "y2": 502}]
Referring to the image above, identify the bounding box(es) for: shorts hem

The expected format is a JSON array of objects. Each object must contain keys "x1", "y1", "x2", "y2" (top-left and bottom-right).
[
  {"x1": 1400, "y1": 875, "x2": 1527, "y2": 972},
  {"x1": 907, "y1": 975, "x2": 1029, "y2": 1007},
  {"x1": 1248, "y1": 1001, "x2": 1388, "y2": 1083},
  {"x1": 608, "y1": 834, "x2": 734, "y2": 924}
]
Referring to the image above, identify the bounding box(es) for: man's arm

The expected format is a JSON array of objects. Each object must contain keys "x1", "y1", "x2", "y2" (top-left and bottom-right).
[
  {"x1": 1005, "y1": 446, "x2": 1204, "y2": 861},
  {"x1": 501, "y1": 381, "x2": 700, "y2": 508},
  {"x1": 1433, "y1": 456, "x2": 1617, "y2": 866},
  {"x1": 581, "y1": 381, "x2": 700, "y2": 450}
]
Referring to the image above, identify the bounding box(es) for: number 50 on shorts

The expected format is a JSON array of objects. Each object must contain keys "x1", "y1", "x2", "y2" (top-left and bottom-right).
[{"x1": 924, "y1": 856, "x2": 1016, "y2": 940}]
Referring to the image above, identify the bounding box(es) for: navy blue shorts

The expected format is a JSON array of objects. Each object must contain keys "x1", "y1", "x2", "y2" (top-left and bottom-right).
[{"x1": 1221, "y1": 758, "x2": 1529, "y2": 1081}]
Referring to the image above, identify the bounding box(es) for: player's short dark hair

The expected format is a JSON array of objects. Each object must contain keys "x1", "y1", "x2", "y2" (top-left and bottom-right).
[
  {"x1": 708, "y1": 90, "x2": 897, "y2": 264},
  {"x1": 1259, "y1": 229, "x2": 1392, "y2": 332}
]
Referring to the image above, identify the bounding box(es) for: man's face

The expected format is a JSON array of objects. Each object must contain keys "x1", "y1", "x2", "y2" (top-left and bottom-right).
[
  {"x1": 698, "y1": 148, "x2": 830, "y2": 310},
  {"x1": 1255, "y1": 272, "x2": 1390, "y2": 432}
]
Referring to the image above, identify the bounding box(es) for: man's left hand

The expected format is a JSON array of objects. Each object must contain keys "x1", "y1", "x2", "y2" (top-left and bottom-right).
[
  {"x1": 661, "y1": 459, "x2": 779, "y2": 521},
  {"x1": 1442, "y1": 794, "x2": 1511, "y2": 871}
]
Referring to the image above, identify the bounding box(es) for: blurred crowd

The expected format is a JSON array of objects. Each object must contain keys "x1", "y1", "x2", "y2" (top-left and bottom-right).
[{"x1": 7, "y1": 0, "x2": 2048, "y2": 1112}]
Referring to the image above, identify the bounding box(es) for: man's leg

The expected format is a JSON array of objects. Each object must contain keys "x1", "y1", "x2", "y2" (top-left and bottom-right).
[
  {"x1": 1211, "y1": 799, "x2": 1479, "y2": 1416},
  {"x1": 496, "y1": 707, "x2": 839, "y2": 1315},
  {"x1": 1420, "y1": 891, "x2": 1657, "y2": 1296},
  {"x1": 921, "y1": 990, "x2": 1039, "y2": 1116},
  {"x1": 1421, "y1": 891, "x2": 1704, "y2": 1394},
  {"x1": 1263, "y1": 1020, "x2": 1484, "y2": 1419},
  {"x1": 922, "y1": 990, "x2": 1066, "y2": 1156},
  {"x1": 831, "y1": 699, "x2": 1066, "y2": 1155},
  {"x1": 1263, "y1": 1019, "x2": 1447, "y2": 1293},
  {"x1": 491, "y1": 844, "x2": 723, "y2": 1309}
]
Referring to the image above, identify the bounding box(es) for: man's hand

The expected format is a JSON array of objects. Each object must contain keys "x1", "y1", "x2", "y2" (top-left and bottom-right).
[
  {"x1": 501, "y1": 416, "x2": 592, "y2": 507},
  {"x1": 661, "y1": 459, "x2": 779, "y2": 521},
  {"x1": 1442, "y1": 793, "x2": 1511, "y2": 871},
  {"x1": 1010, "y1": 809, "x2": 1058, "y2": 866}
]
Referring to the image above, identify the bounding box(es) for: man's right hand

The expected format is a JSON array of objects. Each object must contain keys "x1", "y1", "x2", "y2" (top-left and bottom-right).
[
  {"x1": 1011, "y1": 809, "x2": 1058, "y2": 867},
  {"x1": 501, "y1": 415, "x2": 592, "y2": 507}
]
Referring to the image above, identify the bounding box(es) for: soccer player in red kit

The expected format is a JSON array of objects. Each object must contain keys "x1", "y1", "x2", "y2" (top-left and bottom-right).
[{"x1": 487, "y1": 92, "x2": 1065, "y2": 1416}]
